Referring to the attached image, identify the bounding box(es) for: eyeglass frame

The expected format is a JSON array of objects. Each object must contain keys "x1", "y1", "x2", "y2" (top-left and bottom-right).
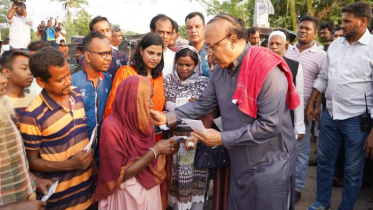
[
  {"x1": 86, "y1": 50, "x2": 113, "y2": 59},
  {"x1": 206, "y1": 34, "x2": 231, "y2": 53}
]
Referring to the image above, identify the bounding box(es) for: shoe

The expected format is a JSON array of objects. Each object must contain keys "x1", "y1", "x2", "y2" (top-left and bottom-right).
[
  {"x1": 308, "y1": 201, "x2": 331, "y2": 210},
  {"x1": 295, "y1": 191, "x2": 301, "y2": 203},
  {"x1": 308, "y1": 159, "x2": 317, "y2": 166}
]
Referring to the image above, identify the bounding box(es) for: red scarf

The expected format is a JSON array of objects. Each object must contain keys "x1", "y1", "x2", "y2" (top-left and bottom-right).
[
  {"x1": 232, "y1": 46, "x2": 300, "y2": 118},
  {"x1": 94, "y1": 75, "x2": 166, "y2": 202}
]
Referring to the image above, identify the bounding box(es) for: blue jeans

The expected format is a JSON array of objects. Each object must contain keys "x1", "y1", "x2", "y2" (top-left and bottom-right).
[
  {"x1": 295, "y1": 117, "x2": 312, "y2": 192},
  {"x1": 316, "y1": 110, "x2": 368, "y2": 210}
]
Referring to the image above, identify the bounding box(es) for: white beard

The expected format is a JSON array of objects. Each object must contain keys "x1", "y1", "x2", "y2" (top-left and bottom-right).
[{"x1": 0, "y1": 96, "x2": 15, "y2": 122}]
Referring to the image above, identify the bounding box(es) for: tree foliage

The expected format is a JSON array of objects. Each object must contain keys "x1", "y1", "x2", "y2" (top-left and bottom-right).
[
  {"x1": 50, "y1": 0, "x2": 88, "y2": 24},
  {"x1": 0, "y1": 0, "x2": 10, "y2": 40},
  {"x1": 178, "y1": 25, "x2": 188, "y2": 39},
  {"x1": 194, "y1": 0, "x2": 255, "y2": 26},
  {"x1": 195, "y1": 0, "x2": 373, "y2": 31},
  {"x1": 63, "y1": 9, "x2": 91, "y2": 44}
]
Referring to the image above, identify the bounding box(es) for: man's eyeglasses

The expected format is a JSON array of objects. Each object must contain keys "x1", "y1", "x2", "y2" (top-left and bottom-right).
[
  {"x1": 86, "y1": 50, "x2": 113, "y2": 59},
  {"x1": 206, "y1": 35, "x2": 231, "y2": 53}
]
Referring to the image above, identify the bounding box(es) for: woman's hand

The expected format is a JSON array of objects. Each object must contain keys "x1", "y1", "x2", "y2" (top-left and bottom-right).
[
  {"x1": 184, "y1": 136, "x2": 198, "y2": 150},
  {"x1": 153, "y1": 139, "x2": 180, "y2": 156}
]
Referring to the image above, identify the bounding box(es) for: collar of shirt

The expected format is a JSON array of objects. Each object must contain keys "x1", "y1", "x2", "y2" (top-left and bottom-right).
[
  {"x1": 290, "y1": 42, "x2": 320, "y2": 53},
  {"x1": 111, "y1": 45, "x2": 118, "y2": 50},
  {"x1": 82, "y1": 62, "x2": 105, "y2": 81},
  {"x1": 40, "y1": 88, "x2": 78, "y2": 111},
  {"x1": 228, "y1": 43, "x2": 251, "y2": 71},
  {"x1": 341, "y1": 29, "x2": 372, "y2": 47}
]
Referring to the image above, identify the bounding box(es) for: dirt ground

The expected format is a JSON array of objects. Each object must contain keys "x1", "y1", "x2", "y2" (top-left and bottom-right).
[
  {"x1": 203, "y1": 137, "x2": 373, "y2": 210},
  {"x1": 295, "y1": 139, "x2": 373, "y2": 210}
]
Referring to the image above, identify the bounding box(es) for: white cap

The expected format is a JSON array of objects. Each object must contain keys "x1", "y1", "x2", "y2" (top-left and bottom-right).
[{"x1": 269, "y1": 31, "x2": 287, "y2": 42}]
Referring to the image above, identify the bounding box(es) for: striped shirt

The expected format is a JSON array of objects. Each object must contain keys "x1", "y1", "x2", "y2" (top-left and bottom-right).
[
  {"x1": 0, "y1": 117, "x2": 35, "y2": 206},
  {"x1": 285, "y1": 42, "x2": 326, "y2": 108},
  {"x1": 20, "y1": 87, "x2": 93, "y2": 210}
]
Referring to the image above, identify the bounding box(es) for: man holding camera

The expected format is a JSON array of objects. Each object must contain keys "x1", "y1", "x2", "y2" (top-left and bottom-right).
[
  {"x1": 36, "y1": 21, "x2": 46, "y2": 41},
  {"x1": 45, "y1": 17, "x2": 57, "y2": 47},
  {"x1": 55, "y1": 23, "x2": 66, "y2": 48},
  {"x1": 6, "y1": 1, "x2": 32, "y2": 50}
]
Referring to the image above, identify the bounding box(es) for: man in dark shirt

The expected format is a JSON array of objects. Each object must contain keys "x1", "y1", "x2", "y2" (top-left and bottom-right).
[{"x1": 36, "y1": 21, "x2": 46, "y2": 41}]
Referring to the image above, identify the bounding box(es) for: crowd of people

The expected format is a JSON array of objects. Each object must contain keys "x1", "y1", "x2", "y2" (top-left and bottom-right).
[{"x1": 0, "y1": 1, "x2": 373, "y2": 210}]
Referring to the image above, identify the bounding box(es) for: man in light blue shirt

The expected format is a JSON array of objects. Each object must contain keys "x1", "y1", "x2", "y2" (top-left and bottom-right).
[{"x1": 306, "y1": 2, "x2": 373, "y2": 210}]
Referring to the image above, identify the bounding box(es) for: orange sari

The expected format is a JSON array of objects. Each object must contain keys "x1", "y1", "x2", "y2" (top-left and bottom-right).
[{"x1": 103, "y1": 65, "x2": 165, "y2": 120}]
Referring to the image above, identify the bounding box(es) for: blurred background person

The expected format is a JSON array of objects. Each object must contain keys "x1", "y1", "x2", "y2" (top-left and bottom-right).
[
  {"x1": 36, "y1": 21, "x2": 47, "y2": 41},
  {"x1": 58, "y1": 40, "x2": 69, "y2": 63},
  {"x1": 45, "y1": 18, "x2": 57, "y2": 47},
  {"x1": 0, "y1": 38, "x2": 10, "y2": 55},
  {"x1": 246, "y1": 27, "x2": 260, "y2": 46},
  {"x1": 6, "y1": 1, "x2": 32, "y2": 50},
  {"x1": 168, "y1": 19, "x2": 179, "y2": 52},
  {"x1": 110, "y1": 26, "x2": 123, "y2": 50},
  {"x1": 55, "y1": 23, "x2": 67, "y2": 49}
]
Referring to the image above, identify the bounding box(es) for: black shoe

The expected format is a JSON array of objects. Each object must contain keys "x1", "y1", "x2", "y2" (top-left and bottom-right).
[
  {"x1": 308, "y1": 159, "x2": 317, "y2": 166},
  {"x1": 295, "y1": 191, "x2": 301, "y2": 203}
]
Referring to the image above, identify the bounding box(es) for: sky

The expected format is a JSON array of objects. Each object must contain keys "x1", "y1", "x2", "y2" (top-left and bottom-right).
[{"x1": 26, "y1": 0, "x2": 213, "y2": 34}]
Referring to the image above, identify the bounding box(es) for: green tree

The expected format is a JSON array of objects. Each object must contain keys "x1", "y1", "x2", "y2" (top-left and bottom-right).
[
  {"x1": 50, "y1": 0, "x2": 88, "y2": 24},
  {"x1": 0, "y1": 0, "x2": 10, "y2": 40},
  {"x1": 194, "y1": 0, "x2": 255, "y2": 25},
  {"x1": 195, "y1": 0, "x2": 372, "y2": 31},
  {"x1": 178, "y1": 25, "x2": 188, "y2": 39},
  {"x1": 63, "y1": 9, "x2": 91, "y2": 44},
  {"x1": 31, "y1": 28, "x2": 38, "y2": 42}
]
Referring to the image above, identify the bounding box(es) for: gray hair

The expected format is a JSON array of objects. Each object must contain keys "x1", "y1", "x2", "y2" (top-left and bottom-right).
[{"x1": 111, "y1": 26, "x2": 121, "y2": 33}]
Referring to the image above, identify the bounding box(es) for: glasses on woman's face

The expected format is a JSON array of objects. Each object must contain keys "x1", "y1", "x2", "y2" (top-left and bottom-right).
[
  {"x1": 206, "y1": 35, "x2": 230, "y2": 54},
  {"x1": 86, "y1": 50, "x2": 113, "y2": 59}
]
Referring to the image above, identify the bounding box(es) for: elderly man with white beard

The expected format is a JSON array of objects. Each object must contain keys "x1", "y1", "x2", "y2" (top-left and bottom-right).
[
  {"x1": 268, "y1": 30, "x2": 306, "y2": 142},
  {"x1": 0, "y1": 73, "x2": 53, "y2": 210}
]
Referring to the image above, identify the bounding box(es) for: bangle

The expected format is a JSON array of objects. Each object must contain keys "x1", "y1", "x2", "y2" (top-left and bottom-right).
[{"x1": 149, "y1": 148, "x2": 157, "y2": 159}]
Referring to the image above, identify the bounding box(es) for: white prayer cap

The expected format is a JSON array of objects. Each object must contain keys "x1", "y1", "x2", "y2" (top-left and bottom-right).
[{"x1": 269, "y1": 31, "x2": 287, "y2": 42}]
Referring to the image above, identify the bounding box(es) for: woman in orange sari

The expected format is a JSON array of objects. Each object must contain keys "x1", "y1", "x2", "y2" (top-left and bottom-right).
[
  {"x1": 95, "y1": 75, "x2": 179, "y2": 210},
  {"x1": 103, "y1": 32, "x2": 165, "y2": 119}
]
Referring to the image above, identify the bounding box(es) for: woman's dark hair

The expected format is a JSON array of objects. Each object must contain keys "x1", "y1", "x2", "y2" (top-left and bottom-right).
[
  {"x1": 29, "y1": 47, "x2": 66, "y2": 82},
  {"x1": 175, "y1": 48, "x2": 199, "y2": 67},
  {"x1": 131, "y1": 32, "x2": 164, "y2": 79}
]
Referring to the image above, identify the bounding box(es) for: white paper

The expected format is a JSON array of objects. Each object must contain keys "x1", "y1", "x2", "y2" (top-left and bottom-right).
[
  {"x1": 159, "y1": 124, "x2": 169, "y2": 130},
  {"x1": 176, "y1": 98, "x2": 190, "y2": 107},
  {"x1": 182, "y1": 118, "x2": 206, "y2": 132},
  {"x1": 84, "y1": 124, "x2": 98, "y2": 151},
  {"x1": 41, "y1": 181, "x2": 59, "y2": 202},
  {"x1": 213, "y1": 117, "x2": 223, "y2": 132}
]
